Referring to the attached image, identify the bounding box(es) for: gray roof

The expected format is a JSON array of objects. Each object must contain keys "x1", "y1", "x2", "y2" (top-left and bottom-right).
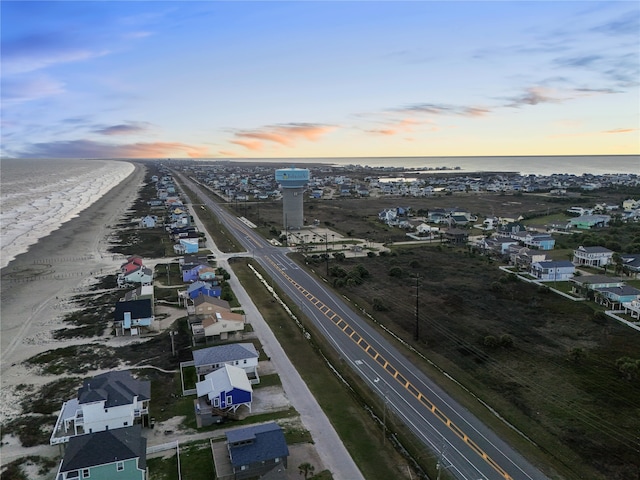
[
  {"x1": 60, "y1": 425, "x2": 146, "y2": 472},
  {"x1": 227, "y1": 422, "x2": 289, "y2": 467},
  {"x1": 596, "y1": 285, "x2": 640, "y2": 296},
  {"x1": 570, "y1": 275, "x2": 623, "y2": 285},
  {"x1": 534, "y1": 260, "x2": 574, "y2": 268},
  {"x1": 114, "y1": 299, "x2": 153, "y2": 321},
  {"x1": 576, "y1": 246, "x2": 613, "y2": 253},
  {"x1": 78, "y1": 370, "x2": 150, "y2": 407},
  {"x1": 193, "y1": 343, "x2": 258, "y2": 367}
]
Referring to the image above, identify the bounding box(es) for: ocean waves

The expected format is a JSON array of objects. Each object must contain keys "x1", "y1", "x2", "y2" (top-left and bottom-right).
[{"x1": 0, "y1": 159, "x2": 135, "y2": 270}]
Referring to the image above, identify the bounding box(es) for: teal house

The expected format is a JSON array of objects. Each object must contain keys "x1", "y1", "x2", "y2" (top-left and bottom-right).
[{"x1": 55, "y1": 425, "x2": 146, "y2": 480}]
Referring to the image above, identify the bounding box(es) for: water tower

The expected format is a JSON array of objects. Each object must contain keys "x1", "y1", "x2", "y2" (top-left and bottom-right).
[{"x1": 275, "y1": 167, "x2": 310, "y2": 230}]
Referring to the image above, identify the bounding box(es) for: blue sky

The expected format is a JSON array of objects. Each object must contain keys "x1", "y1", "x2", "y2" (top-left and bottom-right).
[{"x1": 1, "y1": 1, "x2": 638, "y2": 159}]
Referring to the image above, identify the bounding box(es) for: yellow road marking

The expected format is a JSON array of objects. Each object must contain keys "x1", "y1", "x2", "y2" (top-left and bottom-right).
[{"x1": 265, "y1": 258, "x2": 514, "y2": 480}]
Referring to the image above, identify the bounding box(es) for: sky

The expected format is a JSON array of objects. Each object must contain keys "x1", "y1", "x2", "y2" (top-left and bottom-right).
[{"x1": 1, "y1": 1, "x2": 639, "y2": 160}]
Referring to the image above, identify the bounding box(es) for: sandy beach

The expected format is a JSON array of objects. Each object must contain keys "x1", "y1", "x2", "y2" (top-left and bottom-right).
[{"x1": 0, "y1": 161, "x2": 146, "y2": 426}]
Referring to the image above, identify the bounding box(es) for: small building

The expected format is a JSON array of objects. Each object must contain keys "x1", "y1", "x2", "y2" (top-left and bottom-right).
[
  {"x1": 187, "y1": 281, "x2": 222, "y2": 300},
  {"x1": 570, "y1": 275, "x2": 625, "y2": 297},
  {"x1": 50, "y1": 370, "x2": 150, "y2": 445},
  {"x1": 530, "y1": 260, "x2": 575, "y2": 281},
  {"x1": 54, "y1": 425, "x2": 146, "y2": 480},
  {"x1": 595, "y1": 285, "x2": 640, "y2": 308},
  {"x1": 226, "y1": 422, "x2": 289, "y2": 480},
  {"x1": 193, "y1": 343, "x2": 259, "y2": 381},
  {"x1": 139, "y1": 215, "x2": 157, "y2": 228},
  {"x1": 195, "y1": 364, "x2": 253, "y2": 418},
  {"x1": 187, "y1": 295, "x2": 231, "y2": 316},
  {"x1": 444, "y1": 228, "x2": 469, "y2": 245},
  {"x1": 569, "y1": 214, "x2": 610, "y2": 230},
  {"x1": 194, "y1": 311, "x2": 245, "y2": 342},
  {"x1": 573, "y1": 246, "x2": 614, "y2": 267},
  {"x1": 114, "y1": 298, "x2": 154, "y2": 336}
]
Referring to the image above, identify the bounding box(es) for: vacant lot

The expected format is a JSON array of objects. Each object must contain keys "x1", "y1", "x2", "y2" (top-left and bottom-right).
[
  {"x1": 293, "y1": 244, "x2": 640, "y2": 480},
  {"x1": 238, "y1": 188, "x2": 633, "y2": 244}
]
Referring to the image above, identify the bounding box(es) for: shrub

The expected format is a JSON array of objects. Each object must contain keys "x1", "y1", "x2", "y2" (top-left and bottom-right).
[{"x1": 389, "y1": 267, "x2": 404, "y2": 278}]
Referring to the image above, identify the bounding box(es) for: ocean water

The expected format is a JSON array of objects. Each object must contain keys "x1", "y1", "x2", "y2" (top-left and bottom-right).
[
  {"x1": 0, "y1": 159, "x2": 135, "y2": 270},
  {"x1": 225, "y1": 155, "x2": 639, "y2": 176}
]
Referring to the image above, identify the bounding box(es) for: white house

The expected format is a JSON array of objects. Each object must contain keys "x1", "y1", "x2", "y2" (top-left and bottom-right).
[
  {"x1": 572, "y1": 246, "x2": 614, "y2": 267},
  {"x1": 195, "y1": 364, "x2": 252, "y2": 414},
  {"x1": 199, "y1": 311, "x2": 245, "y2": 341},
  {"x1": 50, "y1": 370, "x2": 150, "y2": 445},
  {"x1": 530, "y1": 260, "x2": 575, "y2": 281},
  {"x1": 139, "y1": 215, "x2": 157, "y2": 228}
]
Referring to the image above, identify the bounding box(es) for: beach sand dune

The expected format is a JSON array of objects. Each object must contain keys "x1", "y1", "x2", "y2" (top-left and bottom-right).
[{"x1": 0, "y1": 163, "x2": 147, "y2": 427}]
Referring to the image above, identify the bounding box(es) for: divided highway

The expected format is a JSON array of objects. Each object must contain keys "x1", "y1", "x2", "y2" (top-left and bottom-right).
[{"x1": 175, "y1": 172, "x2": 550, "y2": 480}]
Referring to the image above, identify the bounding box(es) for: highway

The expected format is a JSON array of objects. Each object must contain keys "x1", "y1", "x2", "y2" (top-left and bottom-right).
[{"x1": 174, "y1": 171, "x2": 550, "y2": 480}]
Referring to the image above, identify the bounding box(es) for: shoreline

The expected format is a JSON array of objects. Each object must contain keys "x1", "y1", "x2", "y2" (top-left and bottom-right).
[{"x1": 0, "y1": 162, "x2": 146, "y2": 420}]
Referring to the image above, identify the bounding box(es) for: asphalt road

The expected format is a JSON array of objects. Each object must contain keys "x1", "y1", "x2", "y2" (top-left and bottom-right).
[{"x1": 175, "y1": 172, "x2": 551, "y2": 480}]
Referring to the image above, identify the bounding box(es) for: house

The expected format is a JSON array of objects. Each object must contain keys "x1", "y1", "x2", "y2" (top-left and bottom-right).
[
  {"x1": 195, "y1": 364, "x2": 253, "y2": 417},
  {"x1": 187, "y1": 281, "x2": 222, "y2": 300},
  {"x1": 114, "y1": 299, "x2": 154, "y2": 336},
  {"x1": 508, "y1": 246, "x2": 548, "y2": 268},
  {"x1": 50, "y1": 370, "x2": 150, "y2": 445},
  {"x1": 193, "y1": 311, "x2": 245, "y2": 342},
  {"x1": 122, "y1": 285, "x2": 154, "y2": 302},
  {"x1": 139, "y1": 215, "x2": 157, "y2": 228},
  {"x1": 183, "y1": 263, "x2": 207, "y2": 283},
  {"x1": 415, "y1": 223, "x2": 439, "y2": 236},
  {"x1": 187, "y1": 295, "x2": 231, "y2": 316},
  {"x1": 594, "y1": 285, "x2": 640, "y2": 308},
  {"x1": 569, "y1": 214, "x2": 610, "y2": 230},
  {"x1": 54, "y1": 425, "x2": 146, "y2": 480},
  {"x1": 480, "y1": 236, "x2": 519, "y2": 255},
  {"x1": 620, "y1": 254, "x2": 640, "y2": 277},
  {"x1": 193, "y1": 342, "x2": 259, "y2": 381},
  {"x1": 523, "y1": 233, "x2": 555, "y2": 250},
  {"x1": 177, "y1": 238, "x2": 199, "y2": 254},
  {"x1": 530, "y1": 260, "x2": 575, "y2": 281},
  {"x1": 118, "y1": 257, "x2": 153, "y2": 288},
  {"x1": 570, "y1": 275, "x2": 625, "y2": 297},
  {"x1": 444, "y1": 228, "x2": 469, "y2": 245},
  {"x1": 573, "y1": 246, "x2": 614, "y2": 267},
  {"x1": 226, "y1": 422, "x2": 289, "y2": 480},
  {"x1": 198, "y1": 267, "x2": 221, "y2": 283}
]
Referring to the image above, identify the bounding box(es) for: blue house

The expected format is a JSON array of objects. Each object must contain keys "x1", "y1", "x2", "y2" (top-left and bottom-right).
[
  {"x1": 114, "y1": 299, "x2": 154, "y2": 335},
  {"x1": 55, "y1": 425, "x2": 146, "y2": 480},
  {"x1": 226, "y1": 422, "x2": 289, "y2": 480},
  {"x1": 595, "y1": 285, "x2": 640, "y2": 308},
  {"x1": 187, "y1": 281, "x2": 222, "y2": 300},
  {"x1": 530, "y1": 260, "x2": 575, "y2": 281},
  {"x1": 195, "y1": 364, "x2": 252, "y2": 415},
  {"x1": 183, "y1": 263, "x2": 207, "y2": 283},
  {"x1": 525, "y1": 233, "x2": 555, "y2": 250}
]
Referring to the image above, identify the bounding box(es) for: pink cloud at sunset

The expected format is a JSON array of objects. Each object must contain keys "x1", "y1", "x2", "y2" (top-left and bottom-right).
[{"x1": 232, "y1": 123, "x2": 336, "y2": 151}]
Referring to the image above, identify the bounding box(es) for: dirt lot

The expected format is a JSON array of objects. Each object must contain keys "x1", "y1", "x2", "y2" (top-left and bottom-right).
[
  {"x1": 243, "y1": 189, "x2": 629, "y2": 244},
  {"x1": 290, "y1": 243, "x2": 640, "y2": 480}
]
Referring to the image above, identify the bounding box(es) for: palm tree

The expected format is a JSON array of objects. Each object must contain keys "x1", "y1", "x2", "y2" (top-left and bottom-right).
[{"x1": 298, "y1": 462, "x2": 315, "y2": 479}]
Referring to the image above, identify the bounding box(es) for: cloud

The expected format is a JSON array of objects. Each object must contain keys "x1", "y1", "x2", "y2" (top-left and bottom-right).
[
  {"x1": 591, "y1": 11, "x2": 640, "y2": 36},
  {"x1": 2, "y1": 33, "x2": 110, "y2": 75},
  {"x1": 16, "y1": 139, "x2": 211, "y2": 158},
  {"x1": 504, "y1": 86, "x2": 564, "y2": 108},
  {"x1": 366, "y1": 118, "x2": 421, "y2": 136},
  {"x1": 93, "y1": 122, "x2": 152, "y2": 136},
  {"x1": 231, "y1": 123, "x2": 336, "y2": 151},
  {"x1": 393, "y1": 103, "x2": 491, "y2": 117},
  {"x1": 1, "y1": 75, "x2": 65, "y2": 103},
  {"x1": 602, "y1": 128, "x2": 637, "y2": 134}
]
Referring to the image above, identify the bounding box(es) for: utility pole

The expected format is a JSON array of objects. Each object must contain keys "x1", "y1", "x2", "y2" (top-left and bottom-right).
[
  {"x1": 170, "y1": 331, "x2": 176, "y2": 357},
  {"x1": 414, "y1": 275, "x2": 420, "y2": 341},
  {"x1": 325, "y1": 233, "x2": 329, "y2": 276}
]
